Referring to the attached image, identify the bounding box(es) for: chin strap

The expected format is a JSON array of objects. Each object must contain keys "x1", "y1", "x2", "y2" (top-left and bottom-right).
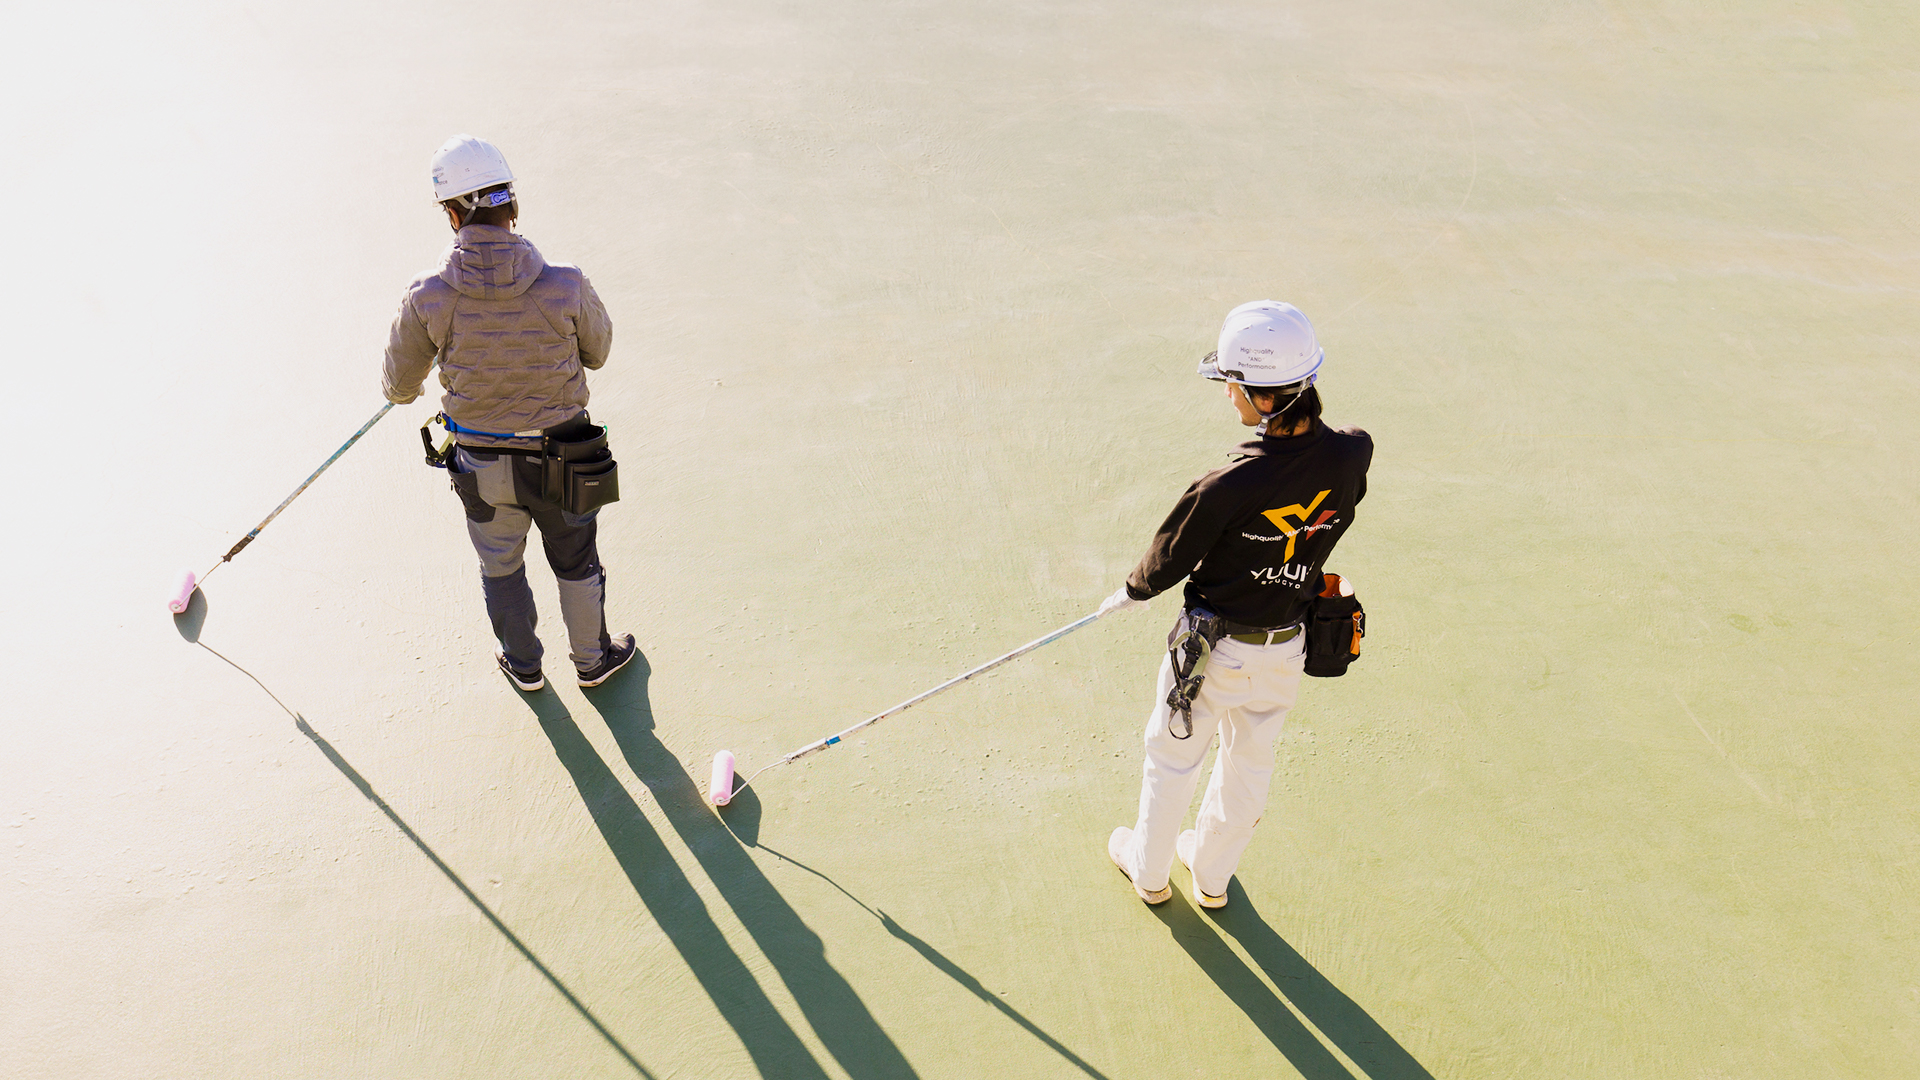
[{"x1": 1247, "y1": 380, "x2": 1312, "y2": 434}]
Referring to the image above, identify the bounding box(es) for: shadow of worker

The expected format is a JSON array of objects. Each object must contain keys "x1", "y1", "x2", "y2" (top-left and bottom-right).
[
  {"x1": 1212, "y1": 889, "x2": 1436, "y2": 1080},
  {"x1": 567, "y1": 652, "x2": 919, "y2": 1080},
  {"x1": 1153, "y1": 885, "x2": 1436, "y2": 1080},
  {"x1": 528, "y1": 674, "x2": 836, "y2": 1079}
]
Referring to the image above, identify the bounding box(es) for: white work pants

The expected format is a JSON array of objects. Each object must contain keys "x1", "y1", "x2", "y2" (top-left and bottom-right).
[{"x1": 1120, "y1": 632, "x2": 1305, "y2": 896}]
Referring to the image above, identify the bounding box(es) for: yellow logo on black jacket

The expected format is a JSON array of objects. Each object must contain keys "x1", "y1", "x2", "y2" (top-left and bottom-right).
[{"x1": 1258, "y1": 489, "x2": 1334, "y2": 561}]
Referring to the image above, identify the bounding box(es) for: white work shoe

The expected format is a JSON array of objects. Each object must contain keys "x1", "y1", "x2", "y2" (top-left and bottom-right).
[
  {"x1": 1108, "y1": 827, "x2": 1172, "y2": 905},
  {"x1": 1177, "y1": 829, "x2": 1229, "y2": 909}
]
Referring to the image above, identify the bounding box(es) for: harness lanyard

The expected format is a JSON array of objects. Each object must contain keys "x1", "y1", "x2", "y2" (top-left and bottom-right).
[
  {"x1": 1164, "y1": 609, "x2": 1225, "y2": 740},
  {"x1": 421, "y1": 413, "x2": 545, "y2": 469},
  {"x1": 1163, "y1": 611, "x2": 1303, "y2": 738},
  {"x1": 437, "y1": 413, "x2": 545, "y2": 440},
  {"x1": 1166, "y1": 631, "x2": 1211, "y2": 739}
]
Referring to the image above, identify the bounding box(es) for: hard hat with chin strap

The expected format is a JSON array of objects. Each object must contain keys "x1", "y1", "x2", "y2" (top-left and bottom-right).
[
  {"x1": 430, "y1": 134, "x2": 516, "y2": 212},
  {"x1": 1196, "y1": 300, "x2": 1324, "y2": 390}
]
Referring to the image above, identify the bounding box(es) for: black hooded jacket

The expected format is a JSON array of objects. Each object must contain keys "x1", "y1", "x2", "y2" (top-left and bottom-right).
[{"x1": 1125, "y1": 423, "x2": 1373, "y2": 628}]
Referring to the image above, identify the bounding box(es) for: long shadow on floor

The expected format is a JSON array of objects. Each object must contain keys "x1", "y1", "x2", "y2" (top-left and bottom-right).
[
  {"x1": 293, "y1": 711, "x2": 658, "y2": 1078},
  {"x1": 1212, "y1": 888, "x2": 1436, "y2": 1080},
  {"x1": 187, "y1": 622, "x2": 658, "y2": 1075},
  {"x1": 745, "y1": 837, "x2": 1116, "y2": 1080},
  {"x1": 1152, "y1": 885, "x2": 1436, "y2": 1079},
  {"x1": 526, "y1": 686, "x2": 834, "y2": 1079},
  {"x1": 556, "y1": 652, "x2": 919, "y2": 1079}
]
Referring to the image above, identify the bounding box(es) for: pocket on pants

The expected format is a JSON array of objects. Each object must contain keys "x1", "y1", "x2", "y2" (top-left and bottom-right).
[{"x1": 449, "y1": 469, "x2": 496, "y2": 523}]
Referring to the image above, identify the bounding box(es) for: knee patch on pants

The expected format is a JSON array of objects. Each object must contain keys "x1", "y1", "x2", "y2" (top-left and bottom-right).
[{"x1": 540, "y1": 519, "x2": 601, "y2": 581}]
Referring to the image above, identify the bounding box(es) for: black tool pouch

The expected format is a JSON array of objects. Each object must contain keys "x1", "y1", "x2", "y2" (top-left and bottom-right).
[
  {"x1": 1303, "y1": 573, "x2": 1365, "y2": 678},
  {"x1": 540, "y1": 422, "x2": 620, "y2": 515},
  {"x1": 1164, "y1": 607, "x2": 1226, "y2": 739}
]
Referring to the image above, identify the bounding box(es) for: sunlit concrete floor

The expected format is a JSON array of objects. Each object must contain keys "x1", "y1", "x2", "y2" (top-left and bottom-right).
[{"x1": 5, "y1": 1, "x2": 1918, "y2": 1077}]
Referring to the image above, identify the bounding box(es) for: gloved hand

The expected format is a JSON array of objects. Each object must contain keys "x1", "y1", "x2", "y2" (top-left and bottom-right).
[{"x1": 1097, "y1": 586, "x2": 1150, "y2": 617}]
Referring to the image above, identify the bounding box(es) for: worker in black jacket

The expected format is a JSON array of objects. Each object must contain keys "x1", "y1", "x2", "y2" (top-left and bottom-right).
[{"x1": 1099, "y1": 300, "x2": 1373, "y2": 908}]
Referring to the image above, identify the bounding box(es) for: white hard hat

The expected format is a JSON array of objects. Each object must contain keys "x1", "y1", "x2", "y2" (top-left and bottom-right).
[
  {"x1": 1197, "y1": 300, "x2": 1324, "y2": 388},
  {"x1": 430, "y1": 134, "x2": 515, "y2": 205}
]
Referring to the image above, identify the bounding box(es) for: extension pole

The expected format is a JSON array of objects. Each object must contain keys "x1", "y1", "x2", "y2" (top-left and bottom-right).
[
  {"x1": 712, "y1": 607, "x2": 1112, "y2": 805},
  {"x1": 170, "y1": 402, "x2": 395, "y2": 611}
]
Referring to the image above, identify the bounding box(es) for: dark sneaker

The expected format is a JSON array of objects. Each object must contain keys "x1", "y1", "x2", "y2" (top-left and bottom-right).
[
  {"x1": 577, "y1": 633, "x2": 637, "y2": 688},
  {"x1": 496, "y1": 652, "x2": 544, "y2": 692}
]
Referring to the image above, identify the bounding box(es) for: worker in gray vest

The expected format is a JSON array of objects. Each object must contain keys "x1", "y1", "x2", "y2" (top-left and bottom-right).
[
  {"x1": 382, "y1": 134, "x2": 636, "y2": 692},
  {"x1": 1100, "y1": 301, "x2": 1373, "y2": 908}
]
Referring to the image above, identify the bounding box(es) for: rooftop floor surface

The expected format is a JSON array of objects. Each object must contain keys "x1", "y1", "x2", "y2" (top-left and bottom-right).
[{"x1": 5, "y1": 2, "x2": 1917, "y2": 1077}]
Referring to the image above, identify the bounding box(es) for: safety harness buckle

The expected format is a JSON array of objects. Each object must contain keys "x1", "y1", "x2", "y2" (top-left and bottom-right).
[
  {"x1": 420, "y1": 415, "x2": 454, "y2": 468},
  {"x1": 1164, "y1": 607, "x2": 1226, "y2": 740}
]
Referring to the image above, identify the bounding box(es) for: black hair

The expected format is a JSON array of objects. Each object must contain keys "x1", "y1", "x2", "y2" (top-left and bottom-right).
[
  {"x1": 443, "y1": 182, "x2": 517, "y2": 228},
  {"x1": 1249, "y1": 383, "x2": 1322, "y2": 433}
]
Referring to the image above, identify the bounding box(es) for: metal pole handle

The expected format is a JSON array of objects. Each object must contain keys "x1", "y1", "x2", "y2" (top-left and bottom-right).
[
  {"x1": 204, "y1": 402, "x2": 396, "y2": 580},
  {"x1": 781, "y1": 608, "x2": 1109, "y2": 766}
]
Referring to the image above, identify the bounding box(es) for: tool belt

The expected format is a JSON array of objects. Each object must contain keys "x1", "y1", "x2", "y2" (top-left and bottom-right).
[
  {"x1": 1303, "y1": 572, "x2": 1365, "y2": 678},
  {"x1": 1220, "y1": 620, "x2": 1302, "y2": 647},
  {"x1": 421, "y1": 413, "x2": 621, "y2": 516}
]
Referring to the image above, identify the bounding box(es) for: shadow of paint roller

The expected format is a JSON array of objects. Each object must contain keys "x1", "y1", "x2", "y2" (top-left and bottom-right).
[{"x1": 707, "y1": 609, "x2": 1111, "y2": 809}]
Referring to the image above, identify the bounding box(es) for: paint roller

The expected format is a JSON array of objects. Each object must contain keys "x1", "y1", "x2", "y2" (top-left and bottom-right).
[
  {"x1": 169, "y1": 402, "x2": 395, "y2": 613},
  {"x1": 709, "y1": 607, "x2": 1118, "y2": 806}
]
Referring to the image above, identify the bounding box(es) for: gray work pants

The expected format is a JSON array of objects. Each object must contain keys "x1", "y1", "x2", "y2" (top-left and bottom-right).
[{"x1": 449, "y1": 446, "x2": 612, "y2": 673}]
